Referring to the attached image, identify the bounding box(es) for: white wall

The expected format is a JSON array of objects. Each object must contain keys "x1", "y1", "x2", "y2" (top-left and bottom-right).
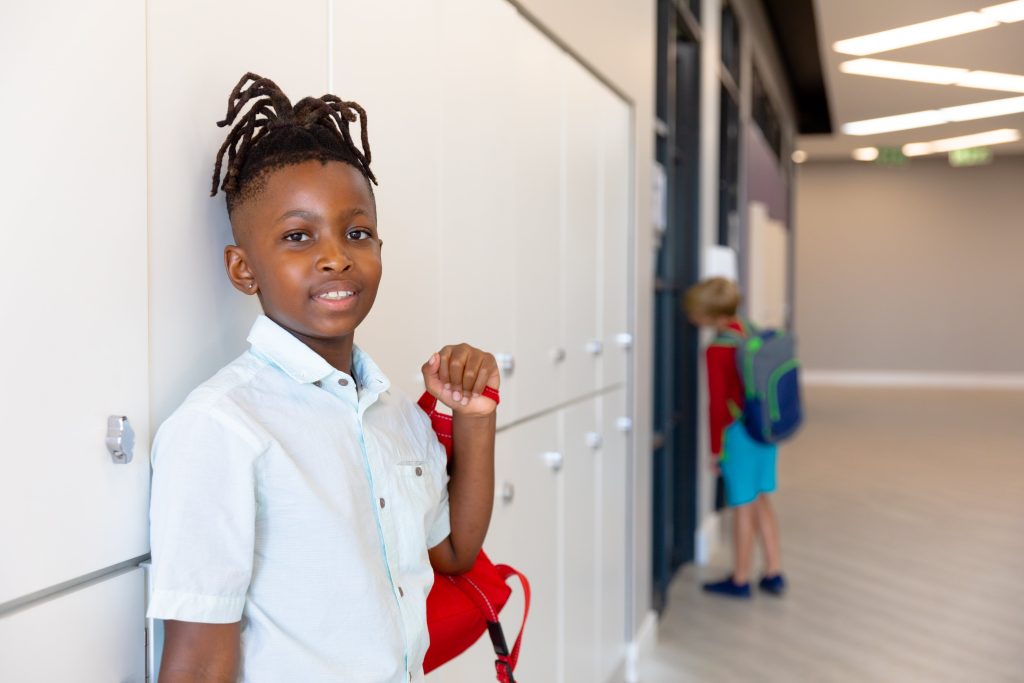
[{"x1": 796, "y1": 156, "x2": 1024, "y2": 377}]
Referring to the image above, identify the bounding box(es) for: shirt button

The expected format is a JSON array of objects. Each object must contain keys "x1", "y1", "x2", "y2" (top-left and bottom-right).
[
  {"x1": 398, "y1": 586, "x2": 405, "y2": 597},
  {"x1": 338, "y1": 378, "x2": 349, "y2": 386},
  {"x1": 379, "y1": 497, "x2": 386, "y2": 509},
  {"x1": 415, "y1": 466, "x2": 423, "y2": 477}
]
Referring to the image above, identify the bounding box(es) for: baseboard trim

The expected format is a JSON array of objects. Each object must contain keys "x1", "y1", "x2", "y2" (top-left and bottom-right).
[
  {"x1": 803, "y1": 370, "x2": 1024, "y2": 390},
  {"x1": 623, "y1": 610, "x2": 658, "y2": 683},
  {"x1": 695, "y1": 512, "x2": 721, "y2": 566}
]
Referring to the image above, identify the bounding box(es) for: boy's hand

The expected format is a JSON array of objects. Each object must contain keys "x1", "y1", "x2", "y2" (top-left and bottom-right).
[{"x1": 422, "y1": 344, "x2": 500, "y2": 417}]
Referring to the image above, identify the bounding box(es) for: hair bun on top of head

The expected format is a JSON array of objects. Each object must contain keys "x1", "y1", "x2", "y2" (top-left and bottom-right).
[{"x1": 210, "y1": 72, "x2": 377, "y2": 204}]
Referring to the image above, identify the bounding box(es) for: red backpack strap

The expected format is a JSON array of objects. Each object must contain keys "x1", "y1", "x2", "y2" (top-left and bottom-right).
[{"x1": 493, "y1": 564, "x2": 531, "y2": 677}]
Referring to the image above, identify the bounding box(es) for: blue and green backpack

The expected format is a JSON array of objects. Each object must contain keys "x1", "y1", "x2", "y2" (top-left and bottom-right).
[{"x1": 716, "y1": 321, "x2": 803, "y2": 444}]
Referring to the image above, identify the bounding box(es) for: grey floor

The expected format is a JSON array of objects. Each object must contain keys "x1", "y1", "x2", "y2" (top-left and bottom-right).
[{"x1": 635, "y1": 387, "x2": 1024, "y2": 683}]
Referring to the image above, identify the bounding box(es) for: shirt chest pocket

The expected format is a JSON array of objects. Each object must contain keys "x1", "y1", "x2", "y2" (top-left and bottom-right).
[{"x1": 393, "y1": 459, "x2": 440, "y2": 514}]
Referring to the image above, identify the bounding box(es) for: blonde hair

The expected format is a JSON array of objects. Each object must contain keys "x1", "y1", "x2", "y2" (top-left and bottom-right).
[{"x1": 683, "y1": 277, "x2": 741, "y2": 318}]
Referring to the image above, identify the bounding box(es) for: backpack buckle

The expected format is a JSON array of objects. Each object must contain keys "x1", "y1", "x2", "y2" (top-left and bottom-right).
[{"x1": 494, "y1": 658, "x2": 515, "y2": 683}]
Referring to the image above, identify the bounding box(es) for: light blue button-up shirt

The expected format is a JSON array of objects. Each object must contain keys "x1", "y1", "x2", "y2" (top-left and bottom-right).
[{"x1": 148, "y1": 315, "x2": 450, "y2": 682}]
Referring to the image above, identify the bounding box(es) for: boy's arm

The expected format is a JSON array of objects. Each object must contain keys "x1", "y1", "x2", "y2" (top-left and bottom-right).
[
  {"x1": 159, "y1": 621, "x2": 240, "y2": 683},
  {"x1": 706, "y1": 346, "x2": 731, "y2": 456},
  {"x1": 422, "y1": 345, "x2": 498, "y2": 574}
]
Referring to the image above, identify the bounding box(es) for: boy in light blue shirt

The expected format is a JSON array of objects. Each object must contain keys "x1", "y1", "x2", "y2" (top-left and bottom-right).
[{"x1": 147, "y1": 73, "x2": 499, "y2": 682}]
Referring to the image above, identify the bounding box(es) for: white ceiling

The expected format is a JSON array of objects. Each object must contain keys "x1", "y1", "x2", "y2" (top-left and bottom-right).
[{"x1": 800, "y1": 0, "x2": 1024, "y2": 159}]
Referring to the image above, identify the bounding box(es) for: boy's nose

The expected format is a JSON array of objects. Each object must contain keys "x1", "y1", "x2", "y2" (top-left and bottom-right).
[{"x1": 316, "y1": 237, "x2": 353, "y2": 272}]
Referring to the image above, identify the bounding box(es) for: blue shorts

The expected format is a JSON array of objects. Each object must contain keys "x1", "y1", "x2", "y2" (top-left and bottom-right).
[{"x1": 720, "y1": 422, "x2": 777, "y2": 507}]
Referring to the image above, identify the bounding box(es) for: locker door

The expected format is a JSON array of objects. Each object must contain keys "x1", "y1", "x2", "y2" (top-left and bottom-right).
[
  {"x1": 0, "y1": 0, "x2": 150, "y2": 606},
  {"x1": 562, "y1": 59, "x2": 604, "y2": 401},
  {"x1": 146, "y1": 0, "x2": 329, "y2": 425},
  {"x1": 0, "y1": 569, "x2": 146, "y2": 683},
  {"x1": 561, "y1": 400, "x2": 599, "y2": 682},
  {"x1": 437, "y1": 0, "x2": 520, "y2": 426},
  {"x1": 429, "y1": 414, "x2": 561, "y2": 683},
  {"x1": 597, "y1": 388, "x2": 629, "y2": 680},
  {"x1": 600, "y1": 92, "x2": 632, "y2": 388},
  {"x1": 511, "y1": 12, "x2": 569, "y2": 418},
  {"x1": 331, "y1": 0, "x2": 444, "y2": 401}
]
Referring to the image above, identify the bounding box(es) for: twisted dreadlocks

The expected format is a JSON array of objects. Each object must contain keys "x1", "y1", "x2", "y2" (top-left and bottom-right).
[{"x1": 211, "y1": 72, "x2": 377, "y2": 214}]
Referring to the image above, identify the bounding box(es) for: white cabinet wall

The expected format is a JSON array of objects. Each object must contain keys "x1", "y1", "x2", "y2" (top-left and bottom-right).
[
  {"x1": 0, "y1": 1, "x2": 632, "y2": 680},
  {"x1": 1, "y1": 1, "x2": 150, "y2": 679}
]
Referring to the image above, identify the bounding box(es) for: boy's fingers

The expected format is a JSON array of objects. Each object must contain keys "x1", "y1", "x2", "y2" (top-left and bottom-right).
[
  {"x1": 447, "y1": 348, "x2": 467, "y2": 393},
  {"x1": 471, "y1": 356, "x2": 490, "y2": 397},
  {"x1": 461, "y1": 357, "x2": 480, "y2": 394},
  {"x1": 438, "y1": 347, "x2": 452, "y2": 386}
]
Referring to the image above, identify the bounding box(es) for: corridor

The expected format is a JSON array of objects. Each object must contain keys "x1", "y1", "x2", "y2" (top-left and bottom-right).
[{"x1": 637, "y1": 387, "x2": 1024, "y2": 683}]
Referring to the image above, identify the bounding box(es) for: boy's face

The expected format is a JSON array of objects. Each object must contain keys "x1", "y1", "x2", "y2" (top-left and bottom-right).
[{"x1": 224, "y1": 160, "x2": 382, "y2": 356}]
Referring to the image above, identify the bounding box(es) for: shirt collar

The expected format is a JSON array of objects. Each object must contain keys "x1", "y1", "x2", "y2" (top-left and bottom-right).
[{"x1": 246, "y1": 315, "x2": 390, "y2": 394}]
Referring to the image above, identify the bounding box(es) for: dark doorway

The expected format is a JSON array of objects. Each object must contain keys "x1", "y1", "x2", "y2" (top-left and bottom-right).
[{"x1": 651, "y1": 0, "x2": 701, "y2": 614}]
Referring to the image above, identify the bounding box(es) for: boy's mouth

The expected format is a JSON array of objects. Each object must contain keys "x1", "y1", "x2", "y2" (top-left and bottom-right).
[
  {"x1": 316, "y1": 290, "x2": 355, "y2": 301},
  {"x1": 311, "y1": 281, "x2": 360, "y2": 310}
]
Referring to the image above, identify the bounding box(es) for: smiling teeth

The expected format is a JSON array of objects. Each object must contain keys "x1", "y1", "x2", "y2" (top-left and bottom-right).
[{"x1": 318, "y1": 291, "x2": 354, "y2": 300}]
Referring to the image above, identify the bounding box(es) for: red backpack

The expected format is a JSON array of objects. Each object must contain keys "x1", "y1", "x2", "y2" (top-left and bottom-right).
[{"x1": 417, "y1": 389, "x2": 531, "y2": 683}]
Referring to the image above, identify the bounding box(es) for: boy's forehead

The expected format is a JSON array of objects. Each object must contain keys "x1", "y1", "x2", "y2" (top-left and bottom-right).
[{"x1": 231, "y1": 160, "x2": 376, "y2": 235}]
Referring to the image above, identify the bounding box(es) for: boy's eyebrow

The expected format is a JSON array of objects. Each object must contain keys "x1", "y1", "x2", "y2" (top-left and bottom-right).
[{"x1": 275, "y1": 207, "x2": 370, "y2": 223}]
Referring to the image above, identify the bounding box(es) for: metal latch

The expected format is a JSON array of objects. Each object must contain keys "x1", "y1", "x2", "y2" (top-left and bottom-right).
[{"x1": 106, "y1": 415, "x2": 134, "y2": 464}]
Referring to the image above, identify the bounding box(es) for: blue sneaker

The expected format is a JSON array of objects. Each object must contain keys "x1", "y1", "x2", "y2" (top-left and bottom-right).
[
  {"x1": 702, "y1": 577, "x2": 751, "y2": 598},
  {"x1": 758, "y1": 574, "x2": 786, "y2": 596}
]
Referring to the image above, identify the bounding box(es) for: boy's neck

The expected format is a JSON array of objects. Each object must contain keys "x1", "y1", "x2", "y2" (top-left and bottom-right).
[
  {"x1": 715, "y1": 316, "x2": 740, "y2": 333},
  {"x1": 282, "y1": 325, "x2": 355, "y2": 375}
]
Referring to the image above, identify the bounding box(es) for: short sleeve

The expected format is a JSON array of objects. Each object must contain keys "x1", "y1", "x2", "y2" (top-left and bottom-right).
[{"x1": 147, "y1": 408, "x2": 262, "y2": 623}]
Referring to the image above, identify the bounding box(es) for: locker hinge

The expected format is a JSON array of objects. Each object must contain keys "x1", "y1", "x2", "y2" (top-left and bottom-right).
[{"x1": 144, "y1": 624, "x2": 150, "y2": 682}]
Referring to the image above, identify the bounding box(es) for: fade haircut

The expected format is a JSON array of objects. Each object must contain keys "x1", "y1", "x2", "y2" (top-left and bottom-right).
[
  {"x1": 210, "y1": 72, "x2": 377, "y2": 214},
  {"x1": 683, "y1": 277, "x2": 742, "y2": 318}
]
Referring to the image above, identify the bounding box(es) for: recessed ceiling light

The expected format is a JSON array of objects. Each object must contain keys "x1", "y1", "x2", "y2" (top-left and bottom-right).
[
  {"x1": 833, "y1": 13, "x2": 999, "y2": 56},
  {"x1": 941, "y1": 95, "x2": 1024, "y2": 121},
  {"x1": 839, "y1": 59, "x2": 967, "y2": 85},
  {"x1": 842, "y1": 110, "x2": 949, "y2": 136},
  {"x1": 902, "y1": 128, "x2": 1021, "y2": 156},
  {"x1": 791, "y1": 150, "x2": 808, "y2": 164},
  {"x1": 840, "y1": 59, "x2": 1024, "y2": 94},
  {"x1": 841, "y1": 95, "x2": 1024, "y2": 135},
  {"x1": 980, "y1": 1, "x2": 1024, "y2": 23},
  {"x1": 852, "y1": 147, "x2": 879, "y2": 161},
  {"x1": 958, "y1": 71, "x2": 1024, "y2": 93}
]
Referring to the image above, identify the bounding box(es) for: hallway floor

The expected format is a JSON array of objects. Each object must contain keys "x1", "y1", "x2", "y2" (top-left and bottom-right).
[{"x1": 635, "y1": 387, "x2": 1024, "y2": 683}]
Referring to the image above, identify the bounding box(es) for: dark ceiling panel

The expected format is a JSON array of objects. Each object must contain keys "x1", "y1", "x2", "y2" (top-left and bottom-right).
[{"x1": 760, "y1": 0, "x2": 833, "y2": 134}]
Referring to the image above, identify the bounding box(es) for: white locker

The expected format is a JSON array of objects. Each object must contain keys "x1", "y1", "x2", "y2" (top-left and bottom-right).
[
  {"x1": 0, "y1": 0, "x2": 150, "y2": 606},
  {"x1": 561, "y1": 400, "x2": 600, "y2": 683},
  {"x1": 429, "y1": 413, "x2": 562, "y2": 683},
  {"x1": 511, "y1": 14, "x2": 570, "y2": 418},
  {"x1": 0, "y1": 569, "x2": 146, "y2": 682},
  {"x1": 600, "y1": 93, "x2": 632, "y2": 388},
  {"x1": 437, "y1": 0, "x2": 521, "y2": 425},
  {"x1": 331, "y1": 0, "x2": 445, "y2": 401},
  {"x1": 146, "y1": 0, "x2": 329, "y2": 424},
  {"x1": 562, "y1": 58, "x2": 604, "y2": 400},
  {"x1": 597, "y1": 388, "x2": 629, "y2": 681}
]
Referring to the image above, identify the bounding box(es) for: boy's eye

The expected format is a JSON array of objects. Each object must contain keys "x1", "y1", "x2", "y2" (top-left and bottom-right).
[
  {"x1": 284, "y1": 232, "x2": 309, "y2": 242},
  {"x1": 348, "y1": 228, "x2": 373, "y2": 241}
]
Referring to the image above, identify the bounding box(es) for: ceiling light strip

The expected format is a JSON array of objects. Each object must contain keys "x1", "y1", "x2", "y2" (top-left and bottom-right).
[
  {"x1": 901, "y1": 128, "x2": 1021, "y2": 156},
  {"x1": 841, "y1": 95, "x2": 1024, "y2": 135}
]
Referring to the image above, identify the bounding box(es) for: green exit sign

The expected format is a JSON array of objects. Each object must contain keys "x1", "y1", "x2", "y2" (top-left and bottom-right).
[
  {"x1": 949, "y1": 146, "x2": 992, "y2": 167},
  {"x1": 875, "y1": 147, "x2": 907, "y2": 166}
]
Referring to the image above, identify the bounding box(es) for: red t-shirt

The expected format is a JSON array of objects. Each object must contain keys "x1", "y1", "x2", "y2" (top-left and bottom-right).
[{"x1": 706, "y1": 319, "x2": 746, "y2": 455}]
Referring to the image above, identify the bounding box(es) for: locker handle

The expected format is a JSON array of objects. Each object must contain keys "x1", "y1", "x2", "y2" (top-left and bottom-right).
[
  {"x1": 585, "y1": 431, "x2": 603, "y2": 450},
  {"x1": 106, "y1": 415, "x2": 135, "y2": 464},
  {"x1": 500, "y1": 482, "x2": 515, "y2": 505},
  {"x1": 542, "y1": 451, "x2": 564, "y2": 472}
]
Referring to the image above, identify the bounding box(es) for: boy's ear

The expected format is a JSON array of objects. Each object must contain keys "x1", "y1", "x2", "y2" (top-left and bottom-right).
[{"x1": 224, "y1": 245, "x2": 258, "y2": 295}]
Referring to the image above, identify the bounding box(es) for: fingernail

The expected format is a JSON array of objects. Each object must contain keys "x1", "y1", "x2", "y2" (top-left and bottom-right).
[
  {"x1": 444, "y1": 383, "x2": 451, "y2": 391},
  {"x1": 453, "y1": 391, "x2": 462, "y2": 401},
  {"x1": 461, "y1": 397, "x2": 469, "y2": 406}
]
